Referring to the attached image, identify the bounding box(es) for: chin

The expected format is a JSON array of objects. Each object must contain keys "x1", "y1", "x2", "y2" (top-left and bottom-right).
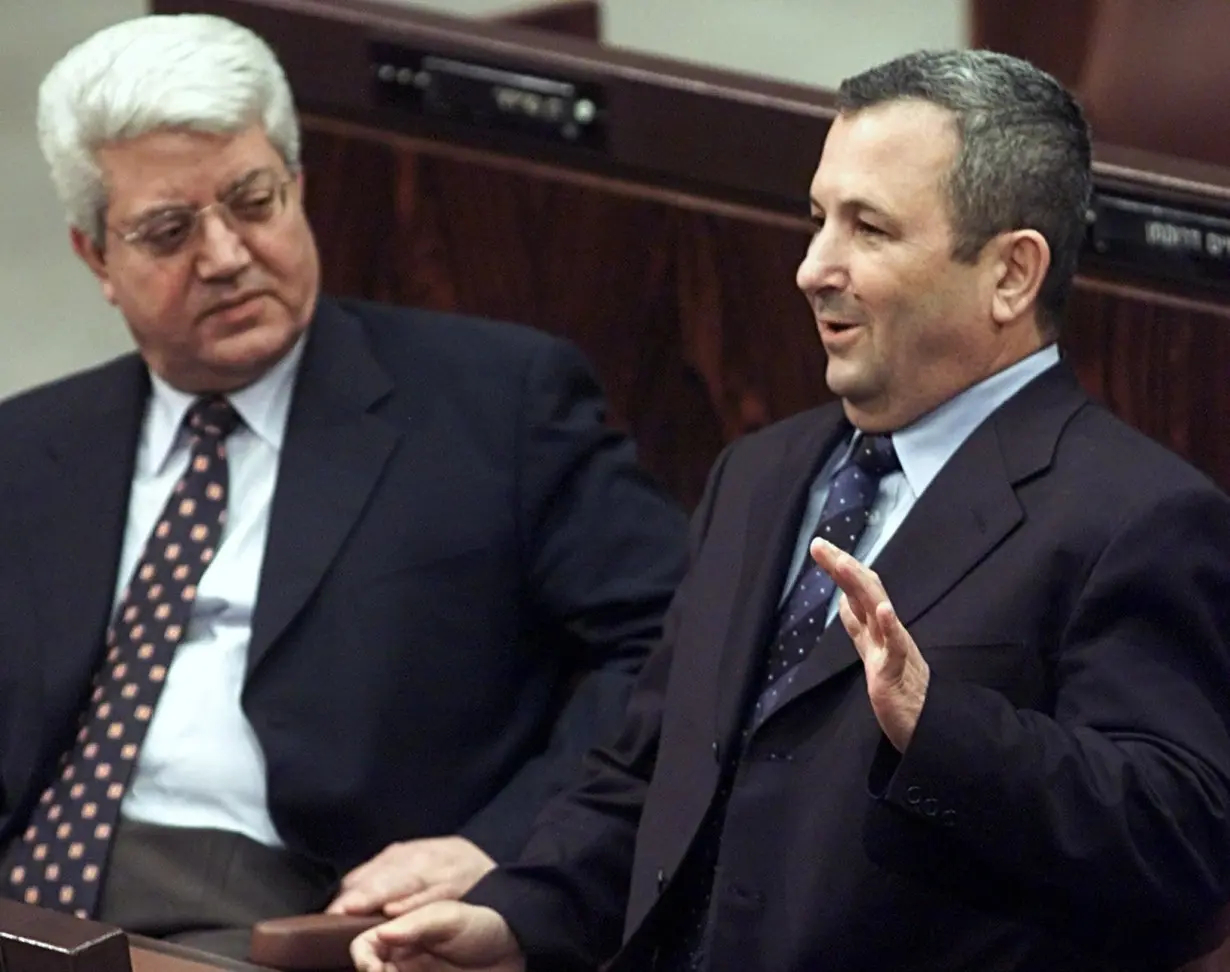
[
  {"x1": 824, "y1": 361, "x2": 870, "y2": 400},
  {"x1": 204, "y1": 332, "x2": 297, "y2": 387},
  {"x1": 222, "y1": 314, "x2": 299, "y2": 352}
]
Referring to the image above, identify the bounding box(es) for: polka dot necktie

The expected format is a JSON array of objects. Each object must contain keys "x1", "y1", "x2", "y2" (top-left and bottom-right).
[
  {"x1": 751, "y1": 433, "x2": 900, "y2": 728},
  {"x1": 3, "y1": 396, "x2": 240, "y2": 918}
]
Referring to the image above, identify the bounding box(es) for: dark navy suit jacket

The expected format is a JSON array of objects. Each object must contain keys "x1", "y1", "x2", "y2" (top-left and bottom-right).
[
  {"x1": 471, "y1": 364, "x2": 1230, "y2": 971},
  {"x1": 0, "y1": 296, "x2": 687, "y2": 876}
]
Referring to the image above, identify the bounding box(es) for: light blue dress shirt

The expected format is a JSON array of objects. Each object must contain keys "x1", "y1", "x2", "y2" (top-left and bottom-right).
[{"x1": 782, "y1": 344, "x2": 1062, "y2": 625}]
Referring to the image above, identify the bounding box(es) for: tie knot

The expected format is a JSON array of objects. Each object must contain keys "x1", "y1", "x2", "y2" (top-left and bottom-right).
[
  {"x1": 186, "y1": 396, "x2": 241, "y2": 439},
  {"x1": 851, "y1": 434, "x2": 899, "y2": 478}
]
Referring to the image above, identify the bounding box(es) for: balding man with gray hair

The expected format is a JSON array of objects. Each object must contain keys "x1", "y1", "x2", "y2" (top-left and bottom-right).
[{"x1": 0, "y1": 13, "x2": 686, "y2": 958}]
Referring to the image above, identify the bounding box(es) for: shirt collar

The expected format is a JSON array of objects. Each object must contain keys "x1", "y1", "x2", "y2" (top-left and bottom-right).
[
  {"x1": 849, "y1": 344, "x2": 1061, "y2": 497},
  {"x1": 142, "y1": 335, "x2": 307, "y2": 475},
  {"x1": 892, "y1": 343, "x2": 1061, "y2": 496}
]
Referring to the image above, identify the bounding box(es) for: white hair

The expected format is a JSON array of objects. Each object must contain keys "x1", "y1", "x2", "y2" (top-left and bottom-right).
[{"x1": 37, "y1": 13, "x2": 301, "y2": 245}]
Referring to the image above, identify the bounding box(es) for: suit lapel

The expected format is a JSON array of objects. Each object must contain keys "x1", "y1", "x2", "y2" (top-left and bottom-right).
[
  {"x1": 764, "y1": 362, "x2": 1088, "y2": 722},
  {"x1": 713, "y1": 408, "x2": 851, "y2": 748},
  {"x1": 247, "y1": 299, "x2": 398, "y2": 675},
  {"x1": 34, "y1": 358, "x2": 147, "y2": 709}
]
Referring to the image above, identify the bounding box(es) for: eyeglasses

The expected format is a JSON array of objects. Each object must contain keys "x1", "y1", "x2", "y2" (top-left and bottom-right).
[{"x1": 109, "y1": 170, "x2": 297, "y2": 259}]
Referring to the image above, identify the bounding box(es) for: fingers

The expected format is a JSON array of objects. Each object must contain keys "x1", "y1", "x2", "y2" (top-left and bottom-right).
[
  {"x1": 836, "y1": 592, "x2": 863, "y2": 647},
  {"x1": 353, "y1": 903, "x2": 523, "y2": 972},
  {"x1": 342, "y1": 856, "x2": 377, "y2": 886},
  {"x1": 327, "y1": 892, "x2": 366, "y2": 915},
  {"x1": 813, "y1": 538, "x2": 869, "y2": 626},
  {"x1": 351, "y1": 905, "x2": 459, "y2": 972},
  {"x1": 371, "y1": 902, "x2": 464, "y2": 949},
  {"x1": 330, "y1": 850, "x2": 389, "y2": 914},
  {"x1": 382, "y1": 883, "x2": 465, "y2": 918},
  {"x1": 350, "y1": 928, "x2": 393, "y2": 972},
  {"x1": 328, "y1": 892, "x2": 367, "y2": 915},
  {"x1": 329, "y1": 842, "x2": 431, "y2": 915},
  {"x1": 817, "y1": 538, "x2": 888, "y2": 607},
  {"x1": 876, "y1": 600, "x2": 912, "y2": 663},
  {"x1": 331, "y1": 878, "x2": 423, "y2": 916},
  {"x1": 810, "y1": 538, "x2": 889, "y2": 639},
  {"x1": 351, "y1": 932, "x2": 446, "y2": 972}
]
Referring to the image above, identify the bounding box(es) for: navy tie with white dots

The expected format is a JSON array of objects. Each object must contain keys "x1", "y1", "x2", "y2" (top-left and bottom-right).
[
  {"x1": 2, "y1": 396, "x2": 239, "y2": 918},
  {"x1": 751, "y1": 433, "x2": 900, "y2": 728},
  {"x1": 657, "y1": 434, "x2": 903, "y2": 972}
]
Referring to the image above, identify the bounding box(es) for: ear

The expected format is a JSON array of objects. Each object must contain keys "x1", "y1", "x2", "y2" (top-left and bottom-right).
[
  {"x1": 988, "y1": 229, "x2": 1050, "y2": 327},
  {"x1": 71, "y1": 227, "x2": 118, "y2": 305}
]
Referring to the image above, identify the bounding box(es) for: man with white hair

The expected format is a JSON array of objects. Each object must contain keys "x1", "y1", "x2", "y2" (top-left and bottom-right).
[{"x1": 0, "y1": 13, "x2": 686, "y2": 958}]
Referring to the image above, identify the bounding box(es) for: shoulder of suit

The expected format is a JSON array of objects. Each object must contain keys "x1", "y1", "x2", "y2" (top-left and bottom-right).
[
  {"x1": 1060, "y1": 400, "x2": 1223, "y2": 497},
  {"x1": 0, "y1": 352, "x2": 144, "y2": 443},
  {"x1": 724, "y1": 400, "x2": 844, "y2": 457},
  {"x1": 328, "y1": 296, "x2": 571, "y2": 363}
]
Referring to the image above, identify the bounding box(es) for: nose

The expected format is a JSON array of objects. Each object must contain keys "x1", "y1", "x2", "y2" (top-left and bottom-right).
[
  {"x1": 796, "y1": 223, "x2": 848, "y2": 295},
  {"x1": 195, "y1": 207, "x2": 251, "y2": 281}
]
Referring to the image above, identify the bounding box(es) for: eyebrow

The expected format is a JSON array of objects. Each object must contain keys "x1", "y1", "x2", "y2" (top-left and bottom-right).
[
  {"x1": 219, "y1": 167, "x2": 274, "y2": 197},
  {"x1": 127, "y1": 168, "x2": 275, "y2": 224},
  {"x1": 808, "y1": 195, "x2": 897, "y2": 227}
]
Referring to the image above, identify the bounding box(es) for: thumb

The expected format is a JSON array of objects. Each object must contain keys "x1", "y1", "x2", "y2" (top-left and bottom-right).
[
  {"x1": 374, "y1": 901, "x2": 465, "y2": 948},
  {"x1": 382, "y1": 883, "x2": 463, "y2": 918},
  {"x1": 328, "y1": 888, "x2": 376, "y2": 915}
]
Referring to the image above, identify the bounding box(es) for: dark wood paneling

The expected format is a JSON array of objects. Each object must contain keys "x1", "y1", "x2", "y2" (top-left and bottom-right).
[
  {"x1": 302, "y1": 122, "x2": 1230, "y2": 505},
  {"x1": 968, "y1": 0, "x2": 1097, "y2": 88},
  {"x1": 1064, "y1": 280, "x2": 1230, "y2": 484},
  {"x1": 302, "y1": 123, "x2": 825, "y2": 507}
]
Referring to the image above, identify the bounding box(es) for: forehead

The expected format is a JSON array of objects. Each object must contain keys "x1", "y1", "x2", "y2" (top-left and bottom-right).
[
  {"x1": 96, "y1": 125, "x2": 282, "y2": 214},
  {"x1": 810, "y1": 100, "x2": 959, "y2": 219}
]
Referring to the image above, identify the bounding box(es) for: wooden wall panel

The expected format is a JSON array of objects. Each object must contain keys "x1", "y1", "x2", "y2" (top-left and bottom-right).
[
  {"x1": 302, "y1": 124, "x2": 1230, "y2": 506},
  {"x1": 1064, "y1": 283, "x2": 1230, "y2": 484},
  {"x1": 968, "y1": 0, "x2": 1097, "y2": 87},
  {"x1": 302, "y1": 124, "x2": 827, "y2": 507}
]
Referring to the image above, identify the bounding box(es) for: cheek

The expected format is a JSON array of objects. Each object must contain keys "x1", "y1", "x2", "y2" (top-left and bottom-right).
[
  {"x1": 848, "y1": 262, "x2": 913, "y2": 341},
  {"x1": 891, "y1": 282, "x2": 984, "y2": 371},
  {"x1": 110, "y1": 264, "x2": 195, "y2": 330},
  {"x1": 253, "y1": 229, "x2": 318, "y2": 297}
]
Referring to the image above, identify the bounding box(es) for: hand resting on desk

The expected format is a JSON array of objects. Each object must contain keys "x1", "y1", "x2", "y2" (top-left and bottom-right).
[{"x1": 327, "y1": 837, "x2": 496, "y2": 917}]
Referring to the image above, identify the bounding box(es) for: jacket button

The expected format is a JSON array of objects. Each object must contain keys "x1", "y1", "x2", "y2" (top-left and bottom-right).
[
  {"x1": 656, "y1": 868, "x2": 666, "y2": 892},
  {"x1": 905, "y1": 785, "x2": 922, "y2": 805},
  {"x1": 922, "y1": 797, "x2": 938, "y2": 816},
  {"x1": 712, "y1": 740, "x2": 720, "y2": 763},
  {"x1": 941, "y1": 809, "x2": 957, "y2": 828}
]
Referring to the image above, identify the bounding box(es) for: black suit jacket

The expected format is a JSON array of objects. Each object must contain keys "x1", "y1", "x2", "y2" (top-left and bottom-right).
[
  {"x1": 0, "y1": 296, "x2": 686, "y2": 875},
  {"x1": 470, "y1": 363, "x2": 1230, "y2": 971}
]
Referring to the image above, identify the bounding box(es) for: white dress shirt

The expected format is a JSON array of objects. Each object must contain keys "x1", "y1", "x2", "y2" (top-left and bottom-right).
[{"x1": 117, "y1": 340, "x2": 304, "y2": 847}]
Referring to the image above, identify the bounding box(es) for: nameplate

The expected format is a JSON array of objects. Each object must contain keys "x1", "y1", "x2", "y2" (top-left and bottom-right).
[
  {"x1": 368, "y1": 41, "x2": 606, "y2": 150},
  {"x1": 1089, "y1": 193, "x2": 1230, "y2": 289},
  {"x1": 0, "y1": 900, "x2": 129, "y2": 972}
]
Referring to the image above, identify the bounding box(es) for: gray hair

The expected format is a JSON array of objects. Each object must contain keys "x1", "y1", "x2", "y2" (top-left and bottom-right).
[
  {"x1": 37, "y1": 14, "x2": 301, "y2": 247},
  {"x1": 837, "y1": 49, "x2": 1092, "y2": 332}
]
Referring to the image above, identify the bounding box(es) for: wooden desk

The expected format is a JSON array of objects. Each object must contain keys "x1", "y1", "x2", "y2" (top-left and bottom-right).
[
  {"x1": 0, "y1": 899, "x2": 269, "y2": 972},
  {"x1": 152, "y1": 0, "x2": 1230, "y2": 504},
  {"x1": 129, "y1": 938, "x2": 270, "y2": 972}
]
